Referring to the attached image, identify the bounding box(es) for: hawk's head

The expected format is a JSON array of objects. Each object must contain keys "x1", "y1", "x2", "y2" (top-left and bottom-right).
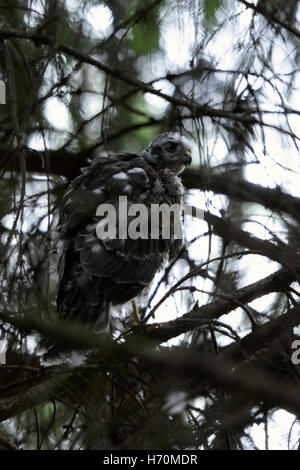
[{"x1": 141, "y1": 132, "x2": 192, "y2": 174}]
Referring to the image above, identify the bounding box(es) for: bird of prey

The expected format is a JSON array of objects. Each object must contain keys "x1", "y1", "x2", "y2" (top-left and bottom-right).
[{"x1": 55, "y1": 132, "x2": 192, "y2": 336}]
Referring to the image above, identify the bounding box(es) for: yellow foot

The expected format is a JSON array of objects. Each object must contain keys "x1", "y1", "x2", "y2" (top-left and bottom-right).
[{"x1": 131, "y1": 299, "x2": 140, "y2": 323}]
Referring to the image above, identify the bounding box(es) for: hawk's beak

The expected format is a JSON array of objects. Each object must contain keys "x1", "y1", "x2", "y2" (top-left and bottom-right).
[{"x1": 183, "y1": 149, "x2": 192, "y2": 166}]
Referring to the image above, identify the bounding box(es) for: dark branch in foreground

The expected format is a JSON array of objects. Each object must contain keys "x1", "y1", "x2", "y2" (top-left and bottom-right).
[
  {"x1": 3, "y1": 149, "x2": 300, "y2": 227},
  {"x1": 183, "y1": 167, "x2": 300, "y2": 222},
  {"x1": 1, "y1": 300, "x2": 300, "y2": 423},
  {"x1": 142, "y1": 266, "x2": 298, "y2": 343}
]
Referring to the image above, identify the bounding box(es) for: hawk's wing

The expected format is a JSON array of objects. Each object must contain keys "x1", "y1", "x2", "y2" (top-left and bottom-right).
[{"x1": 56, "y1": 152, "x2": 183, "y2": 328}]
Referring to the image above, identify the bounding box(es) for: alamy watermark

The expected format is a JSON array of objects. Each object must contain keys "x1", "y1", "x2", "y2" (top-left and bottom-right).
[
  {"x1": 0, "y1": 340, "x2": 6, "y2": 365},
  {"x1": 291, "y1": 340, "x2": 300, "y2": 365},
  {"x1": 0, "y1": 80, "x2": 6, "y2": 104},
  {"x1": 95, "y1": 197, "x2": 204, "y2": 240}
]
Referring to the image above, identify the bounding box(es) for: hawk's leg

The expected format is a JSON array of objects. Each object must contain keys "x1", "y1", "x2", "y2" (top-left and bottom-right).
[{"x1": 131, "y1": 299, "x2": 140, "y2": 323}]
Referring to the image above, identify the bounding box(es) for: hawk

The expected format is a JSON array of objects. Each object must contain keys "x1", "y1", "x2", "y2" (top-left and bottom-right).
[{"x1": 55, "y1": 132, "x2": 192, "y2": 338}]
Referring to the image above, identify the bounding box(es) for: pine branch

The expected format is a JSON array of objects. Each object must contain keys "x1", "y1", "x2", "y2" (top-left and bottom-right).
[{"x1": 0, "y1": 26, "x2": 299, "y2": 140}]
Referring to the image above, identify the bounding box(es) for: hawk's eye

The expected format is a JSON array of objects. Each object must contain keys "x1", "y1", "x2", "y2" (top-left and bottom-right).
[{"x1": 164, "y1": 141, "x2": 178, "y2": 153}]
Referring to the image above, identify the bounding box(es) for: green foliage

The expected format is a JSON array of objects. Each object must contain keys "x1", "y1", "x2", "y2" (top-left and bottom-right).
[
  {"x1": 203, "y1": 0, "x2": 223, "y2": 27},
  {"x1": 131, "y1": 0, "x2": 161, "y2": 56},
  {"x1": 132, "y1": 20, "x2": 159, "y2": 56}
]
